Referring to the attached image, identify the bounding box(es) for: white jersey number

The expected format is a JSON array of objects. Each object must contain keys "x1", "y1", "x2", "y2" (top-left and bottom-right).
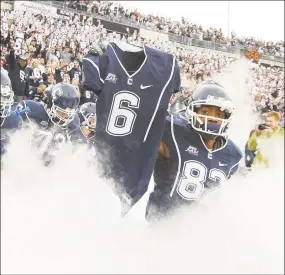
[
  {"x1": 85, "y1": 90, "x2": 91, "y2": 99},
  {"x1": 176, "y1": 160, "x2": 226, "y2": 200},
  {"x1": 37, "y1": 130, "x2": 66, "y2": 156},
  {"x1": 33, "y1": 68, "x2": 41, "y2": 79},
  {"x1": 106, "y1": 91, "x2": 140, "y2": 136}
]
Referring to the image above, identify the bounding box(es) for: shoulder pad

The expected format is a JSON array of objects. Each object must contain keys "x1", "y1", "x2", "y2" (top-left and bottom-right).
[
  {"x1": 17, "y1": 100, "x2": 48, "y2": 122},
  {"x1": 227, "y1": 139, "x2": 243, "y2": 163},
  {"x1": 170, "y1": 112, "x2": 188, "y2": 127}
]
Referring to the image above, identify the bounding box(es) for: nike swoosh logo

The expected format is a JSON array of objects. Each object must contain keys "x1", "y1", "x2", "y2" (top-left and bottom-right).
[
  {"x1": 219, "y1": 162, "x2": 228, "y2": 166},
  {"x1": 140, "y1": 84, "x2": 153, "y2": 89}
]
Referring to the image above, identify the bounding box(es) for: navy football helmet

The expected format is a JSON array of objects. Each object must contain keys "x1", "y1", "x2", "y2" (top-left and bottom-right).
[
  {"x1": 1, "y1": 71, "x2": 14, "y2": 124},
  {"x1": 185, "y1": 80, "x2": 235, "y2": 138},
  {"x1": 46, "y1": 82, "x2": 80, "y2": 127},
  {"x1": 79, "y1": 102, "x2": 97, "y2": 132}
]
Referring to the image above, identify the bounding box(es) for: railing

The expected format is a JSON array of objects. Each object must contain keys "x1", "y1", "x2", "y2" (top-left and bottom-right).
[
  {"x1": 259, "y1": 54, "x2": 284, "y2": 63},
  {"x1": 167, "y1": 33, "x2": 242, "y2": 55},
  {"x1": 168, "y1": 33, "x2": 285, "y2": 63},
  {"x1": 44, "y1": 1, "x2": 140, "y2": 29}
]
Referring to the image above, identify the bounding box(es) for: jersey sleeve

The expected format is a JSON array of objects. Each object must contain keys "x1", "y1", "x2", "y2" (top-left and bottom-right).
[
  {"x1": 67, "y1": 113, "x2": 80, "y2": 133},
  {"x1": 228, "y1": 163, "x2": 240, "y2": 178},
  {"x1": 82, "y1": 54, "x2": 105, "y2": 93},
  {"x1": 227, "y1": 141, "x2": 243, "y2": 178},
  {"x1": 15, "y1": 100, "x2": 46, "y2": 127},
  {"x1": 172, "y1": 59, "x2": 181, "y2": 93}
]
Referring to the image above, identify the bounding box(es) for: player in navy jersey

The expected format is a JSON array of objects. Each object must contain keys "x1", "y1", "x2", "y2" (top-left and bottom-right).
[
  {"x1": 16, "y1": 82, "x2": 80, "y2": 165},
  {"x1": 145, "y1": 80, "x2": 243, "y2": 222},
  {"x1": 82, "y1": 41, "x2": 181, "y2": 214},
  {"x1": 69, "y1": 102, "x2": 97, "y2": 149},
  {"x1": 69, "y1": 102, "x2": 97, "y2": 162},
  {"x1": 1, "y1": 71, "x2": 23, "y2": 156}
]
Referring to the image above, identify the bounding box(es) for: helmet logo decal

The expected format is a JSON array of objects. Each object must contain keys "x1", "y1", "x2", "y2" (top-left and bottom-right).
[
  {"x1": 206, "y1": 95, "x2": 230, "y2": 101},
  {"x1": 65, "y1": 108, "x2": 73, "y2": 113},
  {"x1": 81, "y1": 105, "x2": 87, "y2": 113},
  {"x1": 52, "y1": 87, "x2": 63, "y2": 99}
]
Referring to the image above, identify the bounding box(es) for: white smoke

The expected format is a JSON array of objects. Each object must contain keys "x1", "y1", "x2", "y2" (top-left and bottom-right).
[{"x1": 1, "y1": 59, "x2": 284, "y2": 274}]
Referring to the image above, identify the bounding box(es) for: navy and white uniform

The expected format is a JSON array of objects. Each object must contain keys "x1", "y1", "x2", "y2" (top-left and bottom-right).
[
  {"x1": 1, "y1": 111, "x2": 22, "y2": 129},
  {"x1": 1, "y1": 112, "x2": 22, "y2": 156},
  {"x1": 83, "y1": 41, "x2": 181, "y2": 208},
  {"x1": 69, "y1": 127, "x2": 96, "y2": 156},
  {"x1": 17, "y1": 100, "x2": 80, "y2": 164},
  {"x1": 146, "y1": 113, "x2": 243, "y2": 221}
]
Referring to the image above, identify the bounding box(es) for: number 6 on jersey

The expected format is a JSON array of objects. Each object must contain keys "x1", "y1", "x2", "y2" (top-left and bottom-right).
[{"x1": 106, "y1": 91, "x2": 140, "y2": 136}]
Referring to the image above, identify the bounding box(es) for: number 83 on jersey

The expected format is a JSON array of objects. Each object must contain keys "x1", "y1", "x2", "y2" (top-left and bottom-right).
[{"x1": 174, "y1": 160, "x2": 227, "y2": 200}]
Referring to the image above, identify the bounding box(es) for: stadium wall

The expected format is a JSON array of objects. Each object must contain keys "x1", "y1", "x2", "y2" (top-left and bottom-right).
[
  {"x1": 56, "y1": 9, "x2": 140, "y2": 35},
  {"x1": 13, "y1": 1, "x2": 57, "y2": 15}
]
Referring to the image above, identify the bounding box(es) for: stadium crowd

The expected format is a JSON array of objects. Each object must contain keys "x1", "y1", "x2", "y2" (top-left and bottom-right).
[
  {"x1": 0, "y1": 3, "x2": 284, "y2": 125},
  {"x1": 247, "y1": 63, "x2": 284, "y2": 125},
  {"x1": 60, "y1": 0, "x2": 284, "y2": 57}
]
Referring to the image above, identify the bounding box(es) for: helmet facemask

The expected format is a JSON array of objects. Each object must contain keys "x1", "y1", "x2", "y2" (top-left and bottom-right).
[
  {"x1": 47, "y1": 103, "x2": 77, "y2": 128},
  {"x1": 1, "y1": 85, "x2": 14, "y2": 122},
  {"x1": 81, "y1": 112, "x2": 96, "y2": 132},
  {"x1": 186, "y1": 99, "x2": 234, "y2": 139}
]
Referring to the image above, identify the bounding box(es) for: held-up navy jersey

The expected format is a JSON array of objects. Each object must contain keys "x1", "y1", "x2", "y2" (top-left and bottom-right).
[
  {"x1": 17, "y1": 100, "x2": 80, "y2": 164},
  {"x1": 146, "y1": 112, "x2": 243, "y2": 221},
  {"x1": 1, "y1": 112, "x2": 22, "y2": 156},
  {"x1": 83, "y1": 42, "x2": 180, "y2": 148},
  {"x1": 82, "y1": 42, "x2": 180, "y2": 207}
]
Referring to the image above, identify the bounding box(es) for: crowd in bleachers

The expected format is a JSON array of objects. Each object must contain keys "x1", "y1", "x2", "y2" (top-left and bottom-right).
[
  {"x1": 247, "y1": 63, "x2": 284, "y2": 125},
  {"x1": 0, "y1": 2, "x2": 284, "y2": 125},
  {"x1": 59, "y1": 0, "x2": 229, "y2": 44},
  {"x1": 60, "y1": 0, "x2": 284, "y2": 57},
  {"x1": 0, "y1": 8, "x2": 233, "y2": 100},
  {"x1": 231, "y1": 33, "x2": 284, "y2": 57}
]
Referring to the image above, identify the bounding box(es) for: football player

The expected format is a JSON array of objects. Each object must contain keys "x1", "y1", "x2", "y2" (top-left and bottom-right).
[
  {"x1": 145, "y1": 80, "x2": 243, "y2": 222},
  {"x1": 1, "y1": 71, "x2": 23, "y2": 156},
  {"x1": 16, "y1": 82, "x2": 80, "y2": 165},
  {"x1": 69, "y1": 102, "x2": 97, "y2": 160},
  {"x1": 69, "y1": 102, "x2": 97, "y2": 143}
]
